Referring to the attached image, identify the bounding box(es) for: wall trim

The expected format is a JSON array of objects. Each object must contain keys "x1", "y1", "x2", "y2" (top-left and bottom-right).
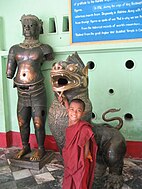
[
  {"x1": 125, "y1": 141, "x2": 142, "y2": 159},
  {"x1": 0, "y1": 131, "x2": 59, "y2": 152},
  {"x1": 0, "y1": 131, "x2": 142, "y2": 159},
  {"x1": 1, "y1": 45, "x2": 142, "y2": 57}
]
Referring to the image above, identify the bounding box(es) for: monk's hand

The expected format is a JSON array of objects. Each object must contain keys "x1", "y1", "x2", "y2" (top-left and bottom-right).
[
  {"x1": 87, "y1": 151, "x2": 93, "y2": 162},
  {"x1": 58, "y1": 95, "x2": 63, "y2": 104},
  {"x1": 57, "y1": 93, "x2": 67, "y2": 105}
]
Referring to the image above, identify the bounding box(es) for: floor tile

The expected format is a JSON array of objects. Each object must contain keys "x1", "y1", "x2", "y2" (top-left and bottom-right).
[
  {"x1": 0, "y1": 172, "x2": 14, "y2": 184},
  {"x1": 122, "y1": 184, "x2": 132, "y2": 189},
  {"x1": 125, "y1": 177, "x2": 142, "y2": 189},
  {"x1": 30, "y1": 166, "x2": 48, "y2": 175},
  {"x1": 34, "y1": 172, "x2": 55, "y2": 184},
  {"x1": 0, "y1": 180, "x2": 17, "y2": 189},
  {"x1": 16, "y1": 176, "x2": 37, "y2": 188},
  {"x1": 10, "y1": 164, "x2": 24, "y2": 172},
  {"x1": 13, "y1": 169, "x2": 32, "y2": 180},
  {"x1": 37, "y1": 180, "x2": 62, "y2": 189},
  {"x1": 0, "y1": 165, "x2": 11, "y2": 175},
  {"x1": 46, "y1": 163, "x2": 64, "y2": 171},
  {"x1": 50, "y1": 169, "x2": 64, "y2": 188}
]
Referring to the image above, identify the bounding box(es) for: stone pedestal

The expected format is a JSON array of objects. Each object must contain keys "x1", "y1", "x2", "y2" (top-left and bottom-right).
[{"x1": 8, "y1": 150, "x2": 54, "y2": 170}]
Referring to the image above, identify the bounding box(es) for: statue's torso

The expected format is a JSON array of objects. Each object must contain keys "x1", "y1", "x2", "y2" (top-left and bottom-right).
[{"x1": 14, "y1": 46, "x2": 44, "y2": 85}]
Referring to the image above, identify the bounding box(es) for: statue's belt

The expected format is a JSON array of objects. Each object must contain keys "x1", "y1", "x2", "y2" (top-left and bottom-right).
[
  {"x1": 14, "y1": 78, "x2": 44, "y2": 90},
  {"x1": 15, "y1": 81, "x2": 46, "y2": 97},
  {"x1": 17, "y1": 85, "x2": 46, "y2": 97}
]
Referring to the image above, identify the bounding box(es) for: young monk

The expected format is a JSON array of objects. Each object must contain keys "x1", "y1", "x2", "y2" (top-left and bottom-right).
[{"x1": 58, "y1": 96, "x2": 98, "y2": 189}]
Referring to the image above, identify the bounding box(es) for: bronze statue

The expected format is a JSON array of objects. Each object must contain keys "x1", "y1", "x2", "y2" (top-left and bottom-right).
[
  {"x1": 6, "y1": 14, "x2": 54, "y2": 161},
  {"x1": 48, "y1": 52, "x2": 126, "y2": 189}
]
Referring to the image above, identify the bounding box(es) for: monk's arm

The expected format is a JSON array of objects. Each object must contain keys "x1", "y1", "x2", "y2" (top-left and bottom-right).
[
  {"x1": 63, "y1": 97, "x2": 69, "y2": 110},
  {"x1": 58, "y1": 95, "x2": 69, "y2": 110},
  {"x1": 85, "y1": 140, "x2": 93, "y2": 162},
  {"x1": 84, "y1": 140, "x2": 89, "y2": 159}
]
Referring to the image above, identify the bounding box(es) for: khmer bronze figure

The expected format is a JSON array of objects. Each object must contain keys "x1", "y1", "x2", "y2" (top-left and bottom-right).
[{"x1": 6, "y1": 14, "x2": 54, "y2": 161}]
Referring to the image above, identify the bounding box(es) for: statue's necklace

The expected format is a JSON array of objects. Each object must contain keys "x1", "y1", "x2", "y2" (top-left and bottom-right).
[{"x1": 19, "y1": 40, "x2": 41, "y2": 49}]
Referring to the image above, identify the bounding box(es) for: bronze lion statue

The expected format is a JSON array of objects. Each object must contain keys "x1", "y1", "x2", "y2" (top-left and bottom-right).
[{"x1": 48, "y1": 52, "x2": 126, "y2": 189}]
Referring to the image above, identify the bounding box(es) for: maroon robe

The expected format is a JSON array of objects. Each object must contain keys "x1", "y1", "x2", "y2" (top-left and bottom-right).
[{"x1": 62, "y1": 120, "x2": 97, "y2": 189}]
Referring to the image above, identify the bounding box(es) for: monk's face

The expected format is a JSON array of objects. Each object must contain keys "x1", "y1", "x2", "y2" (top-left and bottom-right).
[{"x1": 68, "y1": 102, "x2": 84, "y2": 125}]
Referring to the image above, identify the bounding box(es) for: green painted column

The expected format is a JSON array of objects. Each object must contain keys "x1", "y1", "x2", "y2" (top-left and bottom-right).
[{"x1": 0, "y1": 53, "x2": 9, "y2": 132}]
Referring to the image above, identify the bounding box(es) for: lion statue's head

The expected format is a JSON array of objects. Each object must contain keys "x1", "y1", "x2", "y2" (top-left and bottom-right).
[{"x1": 50, "y1": 52, "x2": 89, "y2": 97}]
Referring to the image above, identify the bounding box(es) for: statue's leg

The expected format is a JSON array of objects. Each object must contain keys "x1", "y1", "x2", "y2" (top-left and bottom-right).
[
  {"x1": 30, "y1": 106, "x2": 47, "y2": 161},
  {"x1": 94, "y1": 153, "x2": 107, "y2": 189},
  {"x1": 15, "y1": 105, "x2": 32, "y2": 159},
  {"x1": 102, "y1": 141, "x2": 126, "y2": 189}
]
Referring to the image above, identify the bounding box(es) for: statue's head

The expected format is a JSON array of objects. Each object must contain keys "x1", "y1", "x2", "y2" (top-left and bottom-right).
[{"x1": 20, "y1": 14, "x2": 43, "y2": 39}]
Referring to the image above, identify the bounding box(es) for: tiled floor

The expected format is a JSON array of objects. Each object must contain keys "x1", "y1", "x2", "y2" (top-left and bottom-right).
[{"x1": 0, "y1": 147, "x2": 142, "y2": 189}]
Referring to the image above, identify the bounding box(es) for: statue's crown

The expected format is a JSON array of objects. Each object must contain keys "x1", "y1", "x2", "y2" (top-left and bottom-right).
[{"x1": 20, "y1": 14, "x2": 42, "y2": 24}]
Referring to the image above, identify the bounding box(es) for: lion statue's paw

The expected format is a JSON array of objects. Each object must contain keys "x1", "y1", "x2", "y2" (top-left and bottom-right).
[{"x1": 104, "y1": 174, "x2": 124, "y2": 189}]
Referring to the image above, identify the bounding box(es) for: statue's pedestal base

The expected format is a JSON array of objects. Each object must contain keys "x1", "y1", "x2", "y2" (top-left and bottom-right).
[{"x1": 8, "y1": 150, "x2": 54, "y2": 170}]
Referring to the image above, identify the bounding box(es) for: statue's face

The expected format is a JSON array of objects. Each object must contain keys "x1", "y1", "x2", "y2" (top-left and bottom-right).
[{"x1": 22, "y1": 19, "x2": 38, "y2": 38}]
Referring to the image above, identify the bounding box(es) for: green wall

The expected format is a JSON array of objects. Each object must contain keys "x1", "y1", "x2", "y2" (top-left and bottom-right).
[{"x1": 0, "y1": 0, "x2": 142, "y2": 141}]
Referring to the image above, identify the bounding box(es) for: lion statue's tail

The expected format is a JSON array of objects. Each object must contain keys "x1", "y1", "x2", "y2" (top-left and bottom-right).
[{"x1": 102, "y1": 108, "x2": 123, "y2": 130}]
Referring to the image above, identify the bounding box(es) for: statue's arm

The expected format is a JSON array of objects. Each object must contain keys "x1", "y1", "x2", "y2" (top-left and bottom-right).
[
  {"x1": 41, "y1": 44, "x2": 54, "y2": 62},
  {"x1": 6, "y1": 46, "x2": 17, "y2": 79}
]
